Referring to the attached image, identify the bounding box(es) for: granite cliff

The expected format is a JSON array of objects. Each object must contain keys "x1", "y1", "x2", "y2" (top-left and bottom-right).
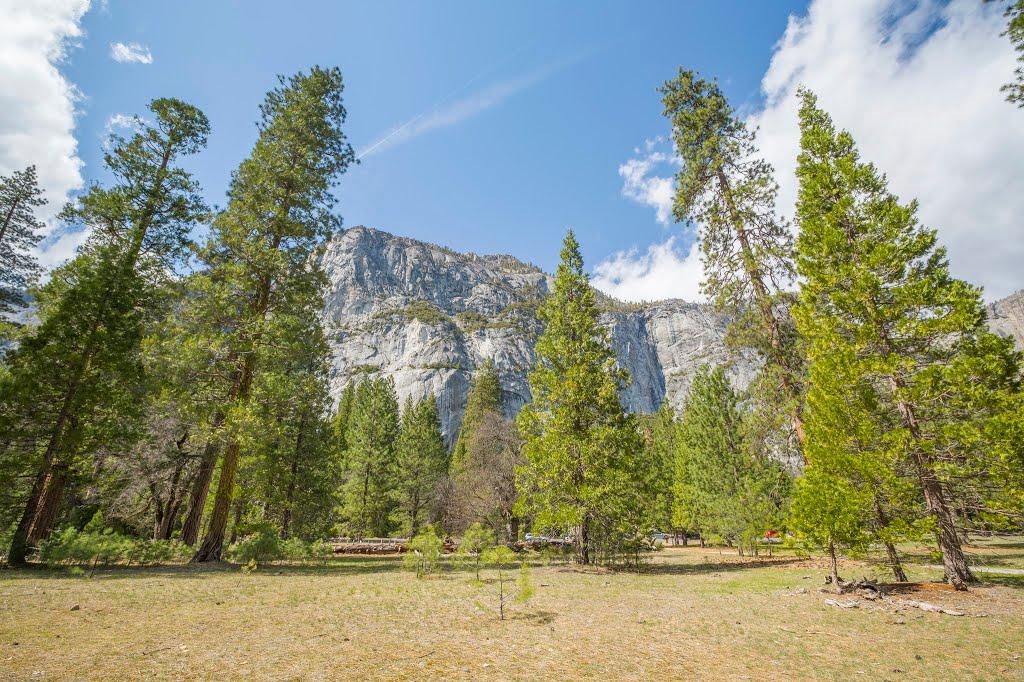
[
  {"x1": 320, "y1": 226, "x2": 1024, "y2": 444},
  {"x1": 319, "y1": 226, "x2": 755, "y2": 443}
]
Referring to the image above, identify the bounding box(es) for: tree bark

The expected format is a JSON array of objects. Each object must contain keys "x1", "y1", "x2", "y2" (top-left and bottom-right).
[
  {"x1": 26, "y1": 465, "x2": 68, "y2": 545},
  {"x1": 179, "y1": 440, "x2": 219, "y2": 546},
  {"x1": 6, "y1": 467, "x2": 47, "y2": 565},
  {"x1": 0, "y1": 194, "x2": 23, "y2": 247},
  {"x1": 715, "y1": 169, "x2": 806, "y2": 457},
  {"x1": 282, "y1": 452, "x2": 299, "y2": 539},
  {"x1": 890, "y1": 385, "x2": 975, "y2": 588},
  {"x1": 192, "y1": 440, "x2": 241, "y2": 562},
  {"x1": 884, "y1": 540, "x2": 909, "y2": 583},
  {"x1": 577, "y1": 516, "x2": 591, "y2": 565},
  {"x1": 828, "y1": 538, "x2": 842, "y2": 593}
]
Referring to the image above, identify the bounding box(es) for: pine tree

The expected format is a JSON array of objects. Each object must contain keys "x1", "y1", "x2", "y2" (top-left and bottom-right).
[
  {"x1": 639, "y1": 400, "x2": 677, "y2": 535},
  {"x1": 1002, "y1": 0, "x2": 1024, "y2": 107},
  {"x1": 245, "y1": 302, "x2": 336, "y2": 540},
  {"x1": 792, "y1": 465, "x2": 871, "y2": 590},
  {"x1": 0, "y1": 165, "x2": 46, "y2": 331},
  {"x1": 395, "y1": 395, "x2": 448, "y2": 535},
  {"x1": 451, "y1": 360, "x2": 502, "y2": 473},
  {"x1": 340, "y1": 377, "x2": 400, "y2": 538},
  {"x1": 672, "y1": 365, "x2": 790, "y2": 555},
  {"x1": 793, "y1": 90, "x2": 1024, "y2": 588},
  {"x1": 660, "y1": 69, "x2": 805, "y2": 458},
  {"x1": 333, "y1": 382, "x2": 357, "y2": 454},
  {"x1": 189, "y1": 67, "x2": 355, "y2": 561},
  {"x1": 516, "y1": 229, "x2": 644, "y2": 564},
  {"x1": 2, "y1": 99, "x2": 209, "y2": 565}
]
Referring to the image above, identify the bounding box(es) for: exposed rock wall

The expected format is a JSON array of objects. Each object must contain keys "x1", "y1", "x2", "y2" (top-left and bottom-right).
[
  {"x1": 319, "y1": 226, "x2": 756, "y2": 443},
  {"x1": 321, "y1": 227, "x2": 1022, "y2": 445},
  {"x1": 986, "y1": 289, "x2": 1024, "y2": 350}
]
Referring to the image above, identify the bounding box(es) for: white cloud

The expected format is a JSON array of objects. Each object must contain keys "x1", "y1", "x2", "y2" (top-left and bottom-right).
[
  {"x1": 617, "y1": 139, "x2": 677, "y2": 226},
  {"x1": 592, "y1": 237, "x2": 705, "y2": 303},
  {"x1": 110, "y1": 41, "x2": 152, "y2": 64},
  {"x1": 0, "y1": 0, "x2": 89, "y2": 267},
  {"x1": 103, "y1": 112, "x2": 145, "y2": 139},
  {"x1": 601, "y1": 0, "x2": 1024, "y2": 303},
  {"x1": 750, "y1": 0, "x2": 1024, "y2": 301}
]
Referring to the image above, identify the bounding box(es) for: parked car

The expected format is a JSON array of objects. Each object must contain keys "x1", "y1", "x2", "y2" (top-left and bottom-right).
[{"x1": 524, "y1": 533, "x2": 549, "y2": 543}]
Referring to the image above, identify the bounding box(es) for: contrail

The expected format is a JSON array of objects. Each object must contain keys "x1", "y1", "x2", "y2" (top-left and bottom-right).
[{"x1": 356, "y1": 56, "x2": 516, "y2": 160}]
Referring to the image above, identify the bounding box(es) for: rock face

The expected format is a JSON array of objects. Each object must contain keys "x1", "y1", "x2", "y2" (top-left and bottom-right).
[
  {"x1": 321, "y1": 227, "x2": 1024, "y2": 444},
  {"x1": 986, "y1": 289, "x2": 1024, "y2": 351},
  {"x1": 320, "y1": 226, "x2": 755, "y2": 444}
]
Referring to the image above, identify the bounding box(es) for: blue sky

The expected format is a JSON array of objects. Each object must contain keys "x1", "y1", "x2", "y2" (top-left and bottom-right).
[
  {"x1": 63, "y1": 2, "x2": 799, "y2": 271},
  {"x1": 3, "y1": 0, "x2": 1023, "y2": 300}
]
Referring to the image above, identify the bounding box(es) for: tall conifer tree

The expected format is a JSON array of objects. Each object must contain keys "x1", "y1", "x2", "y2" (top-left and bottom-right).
[
  {"x1": 661, "y1": 69, "x2": 805, "y2": 459},
  {"x1": 451, "y1": 360, "x2": 502, "y2": 473},
  {"x1": 0, "y1": 165, "x2": 46, "y2": 331},
  {"x1": 189, "y1": 67, "x2": 355, "y2": 561},
  {"x1": 516, "y1": 230, "x2": 643, "y2": 565},
  {"x1": 340, "y1": 377, "x2": 400, "y2": 537},
  {"x1": 395, "y1": 395, "x2": 448, "y2": 535},
  {"x1": 2, "y1": 100, "x2": 209, "y2": 565},
  {"x1": 793, "y1": 90, "x2": 1023, "y2": 588}
]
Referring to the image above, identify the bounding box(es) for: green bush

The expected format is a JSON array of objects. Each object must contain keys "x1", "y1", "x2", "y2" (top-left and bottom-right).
[
  {"x1": 404, "y1": 524, "x2": 444, "y2": 578},
  {"x1": 481, "y1": 545, "x2": 533, "y2": 620},
  {"x1": 33, "y1": 526, "x2": 191, "y2": 569},
  {"x1": 453, "y1": 523, "x2": 496, "y2": 581},
  {"x1": 279, "y1": 537, "x2": 311, "y2": 562},
  {"x1": 226, "y1": 522, "x2": 281, "y2": 566},
  {"x1": 36, "y1": 527, "x2": 131, "y2": 567}
]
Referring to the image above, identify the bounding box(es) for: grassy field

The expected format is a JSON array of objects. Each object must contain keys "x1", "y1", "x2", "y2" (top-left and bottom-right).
[{"x1": 2, "y1": 544, "x2": 1023, "y2": 681}]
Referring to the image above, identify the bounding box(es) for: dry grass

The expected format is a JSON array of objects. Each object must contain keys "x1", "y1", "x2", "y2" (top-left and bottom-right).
[
  {"x1": 898, "y1": 535, "x2": 1024, "y2": 571},
  {"x1": 2, "y1": 546, "x2": 1023, "y2": 681}
]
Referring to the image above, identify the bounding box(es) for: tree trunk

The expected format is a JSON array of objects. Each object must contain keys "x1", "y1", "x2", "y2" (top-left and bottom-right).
[
  {"x1": 190, "y1": 222, "x2": 280, "y2": 562},
  {"x1": 891, "y1": 386, "x2": 975, "y2": 588},
  {"x1": 0, "y1": 195, "x2": 23, "y2": 247},
  {"x1": 873, "y1": 496, "x2": 908, "y2": 582},
  {"x1": 282, "y1": 457, "x2": 298, "y2": 539},
  {"x1": 917, "y1": 466, "x2": 975, "y2": 589},
  {"x1": 228, "y1": 496, "x2": 243, "y2": 545},
  {"x1": 281, "y1": 418, "x2": 303, "y2": 539},
  {"x1": 577, "y1": 517, "x2": 591, "y2": 565},
  {"x1": 828, "y1": 538, "x2": 842, "y2": 593},
  {"x1": 180, "y1": 439, "x2": 220, "y2": 546},
  {"x1": 6, "y1": 468, "x2": 47, "y2": 565},
  {"x1": 714, "y1": 169, "x2": 806, "y2": 457},
  {"x1": 884, "y1": 540, "x2": 908, "y2": 583},
  {"x1": 26, "y1": 465, "x2": 68, "y2": 545},
  {"x1": 152, "y1": 484, "x2": 165, "y2": 540},
  {"x1": 191, "y1": 440, "x2": 241, "y2": 562}
]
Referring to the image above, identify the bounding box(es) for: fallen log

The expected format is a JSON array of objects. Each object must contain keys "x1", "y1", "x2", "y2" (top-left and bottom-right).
[{"x1": 890, "y1": 599, "x2": 965, "y2": 616}]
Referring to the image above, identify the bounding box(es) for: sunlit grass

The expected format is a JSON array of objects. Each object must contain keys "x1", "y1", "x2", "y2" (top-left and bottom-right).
[{"x1": 1, "y1": 543, "x2": 1022, "y2": 681}]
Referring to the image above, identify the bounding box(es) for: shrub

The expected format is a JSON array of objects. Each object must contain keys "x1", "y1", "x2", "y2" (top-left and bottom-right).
[
  {"x1": 36, "y1": 527, "x2": 132, "y2": 568},
  {"x1": 453, "y1": 523, "x2": 496, "y2": 581},
  {"x1": 481, "y1": 545, "x2": 533, "y2": 620},
  {"x1": 226, "y1": 522, "x2": 281, "y2": 566},
  {"x1": 404, "y1": 524, "x2": 444, "y2": 578}
]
